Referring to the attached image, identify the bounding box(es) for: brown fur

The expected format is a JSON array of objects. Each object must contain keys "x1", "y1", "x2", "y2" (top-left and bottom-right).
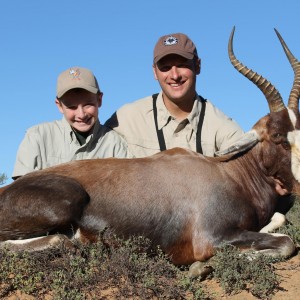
[
  {"x1": 1, "y1": 30, "x2": 299, "y2": 265},
  {"x1": 0, "y1": 125, "x2": 298, "y2": 264}
]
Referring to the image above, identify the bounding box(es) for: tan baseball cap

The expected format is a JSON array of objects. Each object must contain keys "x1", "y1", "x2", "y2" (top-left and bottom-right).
[
  {"x1": 56, "y1": 67, "x2": 100, "y2": 98},
  {"x1": 153, "y1": 33, "x2": 198, "y2": 64}
]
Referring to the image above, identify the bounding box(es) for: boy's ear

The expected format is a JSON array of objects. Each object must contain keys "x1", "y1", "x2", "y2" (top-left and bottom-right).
[{"x1": 55, "y1": 98, "x2": 64, "y2": 114}]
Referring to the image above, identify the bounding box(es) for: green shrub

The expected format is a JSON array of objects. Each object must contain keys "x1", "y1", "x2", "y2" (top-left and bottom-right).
[
  {"x1": 213, "y1": 244, "x2": 280, "y2": 299},
  {"x1": 0, "y1": 234, "x2": 209, "y2": 299},
  {"x1": 0, "y1": 173, "x2": 7, "y2": 185}
]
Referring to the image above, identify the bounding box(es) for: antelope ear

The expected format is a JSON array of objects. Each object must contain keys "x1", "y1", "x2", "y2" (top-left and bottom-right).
[{"x1": 216, "y1": 130, "x2": 259, "y2": 156}]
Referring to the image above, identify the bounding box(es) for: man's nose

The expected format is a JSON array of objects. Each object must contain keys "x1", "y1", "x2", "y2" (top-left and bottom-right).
[{"x1": 170, "y1": 66, "x2": 180, "y2": 79}]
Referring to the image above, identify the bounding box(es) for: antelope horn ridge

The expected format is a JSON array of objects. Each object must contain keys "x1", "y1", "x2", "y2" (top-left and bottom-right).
[
  {"x1": 274, "y1": 28, "x2": 300, "y2": 112},
  {"x1": 228, "y1": 27, "x2": 285, "y2": 113}
]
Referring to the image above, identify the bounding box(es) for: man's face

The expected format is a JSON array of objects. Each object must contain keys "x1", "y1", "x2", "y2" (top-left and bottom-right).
[
  {"x1": 56, "y1": 89, "x2": 102, "y2": 133},
  {"x1": 153, "y1": 54, "x2": 200, "y2": 105}
]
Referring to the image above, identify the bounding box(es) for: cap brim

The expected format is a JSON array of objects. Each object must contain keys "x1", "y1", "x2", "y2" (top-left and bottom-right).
[
  {"x1": 154, "y1": 50, "x2": 195, "y2": 64},
  {"x1": 57, "y1": 84, "x2": 98, "y2": 98}
]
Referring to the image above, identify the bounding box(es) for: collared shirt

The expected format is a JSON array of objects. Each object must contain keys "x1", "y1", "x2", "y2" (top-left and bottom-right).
[
  {"x1": 105, "y1": 92, "x2": 244, "y2": 158},
  {"x1": 12, "y1": 117, "x2": 132, "y2": 178}
]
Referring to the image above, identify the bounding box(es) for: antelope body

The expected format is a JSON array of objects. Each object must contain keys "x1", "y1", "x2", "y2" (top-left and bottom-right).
[{"x1": 0, "y1": 29, "x2": 300, "y2": 274}]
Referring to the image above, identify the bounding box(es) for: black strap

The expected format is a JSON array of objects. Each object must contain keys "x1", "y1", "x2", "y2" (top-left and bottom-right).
[
  {"x1": 153, "y1": 93, "x2": 166, "y2": 151},
  {"x1": 196, "y1": 97, "x2": 206, "y2": 154},
  {"x1": 152, "y1": 93, "x2": 206, "y2": 154}
]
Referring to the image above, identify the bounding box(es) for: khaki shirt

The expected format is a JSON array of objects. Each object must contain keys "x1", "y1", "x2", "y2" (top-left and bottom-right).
[
  {"x1": 105, "y1": 92, "x2": 244, "y2": 158},
  {"x1": 13, "y1": 117, "x2": 131, "y2": 178}
]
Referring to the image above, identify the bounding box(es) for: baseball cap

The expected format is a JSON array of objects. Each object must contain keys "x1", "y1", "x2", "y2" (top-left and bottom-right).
[
  {"x1": 56, "y1": 67, "x2": 100, "y2": 98},
  {"x1": 153, "y1": 33, "x2": 198, "y2": 64}
]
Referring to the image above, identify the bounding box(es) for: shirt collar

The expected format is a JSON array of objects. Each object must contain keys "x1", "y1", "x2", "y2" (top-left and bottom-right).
[
  {"x1": 62, "y1": 116, "x2": 101, "y2": 144},
  {"x1": 155, "y1": 92, "x2": 204, "y2": 131},
  {"x1": 156, "y1": 92, "x2": 171, "y2": 130},
  {"x1": 188, "y1": 94, "x2": 204, "y2": 131}
]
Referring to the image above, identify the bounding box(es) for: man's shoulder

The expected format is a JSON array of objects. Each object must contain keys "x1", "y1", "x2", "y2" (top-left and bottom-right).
[
  {"x1": 105, "y1": 95, "x2": 155, "y2": 129},
  {"x1": 202, "y1": 99, "x2": 244, "y2": 132},
  {"x1": 117, "y1": 95, "x2": 154, "y2": 115},
  {"x1": 204, "y1": 100, "x2": 233, "y2": 119}
]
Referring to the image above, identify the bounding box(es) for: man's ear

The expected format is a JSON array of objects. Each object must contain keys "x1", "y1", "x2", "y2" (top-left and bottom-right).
[
  {"x1": 55, "y1": 98, "x2": 64, "y2": 114},
  {"x1": 152, "y1": 64, "x2": 158, "y2": 80},
  {"x1": 196, "y1": 58, "x2": 201, "y2": 75},
  {"x1": 98, "y1": 92, "x2": 103, "y2": 108}
]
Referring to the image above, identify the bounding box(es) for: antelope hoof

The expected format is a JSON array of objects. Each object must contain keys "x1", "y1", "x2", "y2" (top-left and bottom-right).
[
  {"x1": 51, "y1": 234, "x2": 77, "y2": 253},
  {"x1": 188, "y1": 261, "x2": 214, "y2": 279}
]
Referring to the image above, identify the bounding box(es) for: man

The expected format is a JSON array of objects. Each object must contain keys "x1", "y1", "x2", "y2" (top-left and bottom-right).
[
  {"x1": 105, "y1": 33, "x2": 244, "y2": 157},
  {"x1": 13, "y1": 66, "x2": 131, "y2": 179}
]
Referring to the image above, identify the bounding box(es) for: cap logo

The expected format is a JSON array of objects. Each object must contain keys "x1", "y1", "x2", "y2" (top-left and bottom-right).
[
  {"x1": 69, "y1": 68, "x2": 80, "y2": 80},
  {"x1": 164, "y1": 36, "x2": 178, "y2": 46}
]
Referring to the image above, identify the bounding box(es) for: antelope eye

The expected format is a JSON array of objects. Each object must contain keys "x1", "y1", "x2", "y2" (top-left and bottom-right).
[{"x1": 272, "y1": 133, "x2": 281, "y2": 139}]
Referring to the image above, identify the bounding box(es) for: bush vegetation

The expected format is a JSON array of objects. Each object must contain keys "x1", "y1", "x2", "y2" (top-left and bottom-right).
[
  {"x1": 0, "y1": 173, "x2": 7, "y2": 185},
  {"x1": 0, "y1": 232, "x2": 209, "y2": 299}
]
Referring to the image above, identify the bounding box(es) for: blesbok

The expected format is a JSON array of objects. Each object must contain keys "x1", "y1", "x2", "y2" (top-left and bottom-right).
[{"x1": 0, "y1": 27, "x2": 299, "y2": 278}]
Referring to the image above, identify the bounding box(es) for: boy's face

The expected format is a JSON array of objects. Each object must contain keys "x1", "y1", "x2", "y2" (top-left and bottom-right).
[{"x1": 55, "y1": 89, "x2": 102, "y2": 133}]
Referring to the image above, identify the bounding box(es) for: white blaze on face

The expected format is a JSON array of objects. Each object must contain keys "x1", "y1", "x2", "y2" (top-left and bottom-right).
[{"x1": 287, "y1": 109, "x2": 300, "y2": 182}]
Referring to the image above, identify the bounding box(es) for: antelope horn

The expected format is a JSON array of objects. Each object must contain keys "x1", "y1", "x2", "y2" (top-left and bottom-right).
[
  {"x1": 228, "y1": 27, "x2": 285, "y2": 113},
  {"x1": 274, "y1": 28, "x2": 300, "y2": 112}
]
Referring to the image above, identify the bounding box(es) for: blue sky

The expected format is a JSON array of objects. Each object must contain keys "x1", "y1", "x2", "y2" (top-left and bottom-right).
[{"x1": 1, "y1": 1, "x2": 300, "y2": 184}]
